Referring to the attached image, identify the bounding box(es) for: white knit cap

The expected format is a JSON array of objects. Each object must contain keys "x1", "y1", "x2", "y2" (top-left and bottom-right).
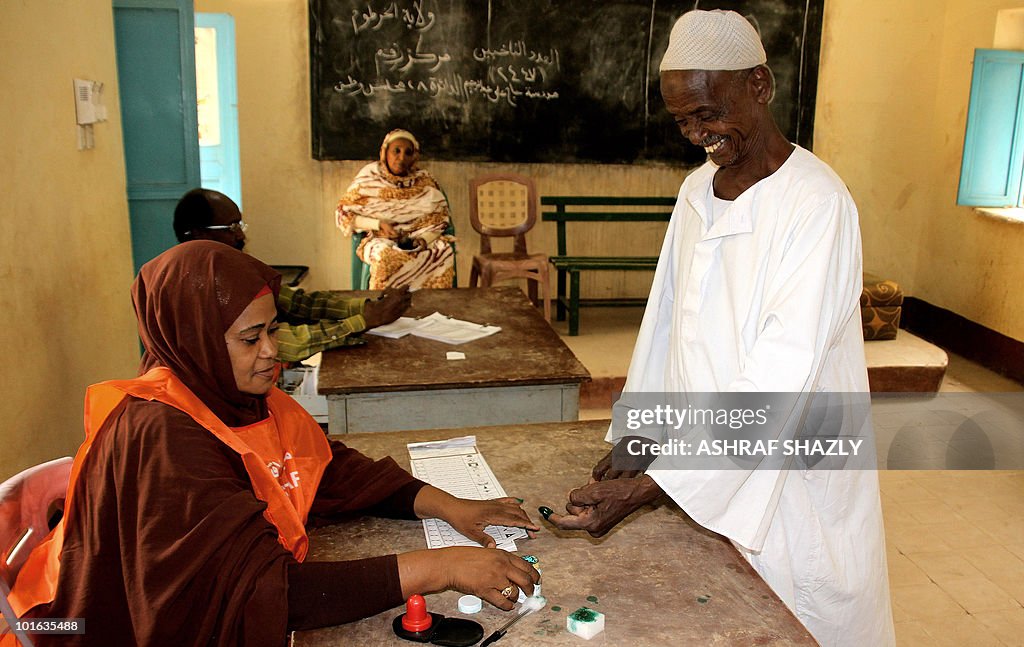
[{"x1": 659, "y1": 10, "x2": 767, "y2": 72}]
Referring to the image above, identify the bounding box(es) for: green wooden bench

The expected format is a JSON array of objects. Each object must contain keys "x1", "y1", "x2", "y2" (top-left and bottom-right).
[{"x1": 541, "y1": 196, "x2": 675, "y2": 335}]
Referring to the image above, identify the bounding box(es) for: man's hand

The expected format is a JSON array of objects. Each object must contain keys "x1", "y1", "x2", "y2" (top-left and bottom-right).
[
  {"x1": 544, "y1": 475, "x2": 663, "y2": 537},
  {"x1": 363, "y1": 285, "x2": 411, "y2": 328},
  {"x1": 591, "y1": 436, "x2": 660, "y2": 482}
]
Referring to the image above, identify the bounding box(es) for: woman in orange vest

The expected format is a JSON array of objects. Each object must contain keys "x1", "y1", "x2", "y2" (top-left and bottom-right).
[{"x1": 6, "y1": 241, "x2": 538, "y2": 646}]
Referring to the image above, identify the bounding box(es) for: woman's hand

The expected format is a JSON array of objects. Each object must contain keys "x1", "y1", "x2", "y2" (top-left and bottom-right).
[
  {"x1": 397, "y1": 547, "x2": 540, "y2": 611},
  {"x1": 413, "y1": 486, "x2": 539, "y2": 548},
  {"x1": 443, "y1": 497, "x2": 540, "y2": 548}
]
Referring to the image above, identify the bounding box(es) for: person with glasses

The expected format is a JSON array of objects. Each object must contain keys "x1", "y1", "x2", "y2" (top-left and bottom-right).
[{"x1": 173, "y1": 188, "x2": 411, "y2": 362}]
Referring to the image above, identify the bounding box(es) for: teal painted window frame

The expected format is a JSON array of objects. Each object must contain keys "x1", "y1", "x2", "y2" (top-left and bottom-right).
[{"x1": 958, "y1": 49, "x2": 1024, "y2": 208}]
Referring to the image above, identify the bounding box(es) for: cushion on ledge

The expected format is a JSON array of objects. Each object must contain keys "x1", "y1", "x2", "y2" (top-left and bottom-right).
[{"x1": 861, "y1": 273, "x2": 903, "y2": 341}]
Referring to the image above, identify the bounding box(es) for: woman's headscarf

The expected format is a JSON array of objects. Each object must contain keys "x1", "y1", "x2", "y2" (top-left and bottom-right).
[
  {"x1": 378, "y1": 128, "x2": 420, "y2": 166},
  {"x1": 132, "y1": 240, "x2": 281, "y2": 426}
]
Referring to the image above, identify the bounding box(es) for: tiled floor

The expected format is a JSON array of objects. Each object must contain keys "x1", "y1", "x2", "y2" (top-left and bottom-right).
[{"x1": 555, "y1": 308, "x2": 1024, "y2": 646}]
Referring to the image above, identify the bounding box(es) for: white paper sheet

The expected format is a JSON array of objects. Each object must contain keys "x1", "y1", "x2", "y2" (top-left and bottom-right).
[
  {"x1": 367, "y1": 312, "x2": 501, "y2": 345},
  {"x1": 408, "y1": 436, "x2": 527, "y2": 551},
  {"x1": 365, "y1": 316, "x2": 424, "y2": 339}
]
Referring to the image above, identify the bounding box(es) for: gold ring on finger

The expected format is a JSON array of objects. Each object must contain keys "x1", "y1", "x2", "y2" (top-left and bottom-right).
[{"x1": 500, "y1": 585, "x2": 516, "y2": 600}]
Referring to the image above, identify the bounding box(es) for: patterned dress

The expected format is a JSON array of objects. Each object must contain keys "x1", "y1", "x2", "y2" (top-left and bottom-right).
[{"x1": 335, "y1": 161, "x2": 454, "y2": 290}]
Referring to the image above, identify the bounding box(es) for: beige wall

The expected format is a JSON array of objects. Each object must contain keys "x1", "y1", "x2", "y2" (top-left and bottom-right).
[
  {"x1": 1, "y1": 0, "x2": 139, "y2": 478},
  {"x1": 994, "y1": 7, "x2": 1024, "y2": 48},
  {"x1": 817, "y1": 0, "x2": 1024, "y2": 341}
]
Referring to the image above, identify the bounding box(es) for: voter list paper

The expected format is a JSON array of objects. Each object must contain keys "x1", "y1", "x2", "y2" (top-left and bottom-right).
[{"x1": 408, "y1": 436, "x2": 528, "y2": 551}]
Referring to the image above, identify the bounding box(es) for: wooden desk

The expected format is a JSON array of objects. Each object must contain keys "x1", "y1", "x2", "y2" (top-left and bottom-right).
[
  {"x1": 291, "y1": 421, "x2": 816, "y2": 646},
  {"x1": 318, "y1": 287, "x2": 590, "y2": 433}
]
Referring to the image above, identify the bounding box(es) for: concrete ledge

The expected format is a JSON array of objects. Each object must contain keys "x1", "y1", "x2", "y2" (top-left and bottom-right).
[
  {"x1": 866, "y1": 330, "x2": 948, "y2": 392},
  {"x1": 579, "y1": 330, "x2": 948, "y2": 409}
]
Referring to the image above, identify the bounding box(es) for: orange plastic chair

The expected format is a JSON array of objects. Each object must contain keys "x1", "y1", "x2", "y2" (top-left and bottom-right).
[
  {"x1": 468, "y1": 174, "x2": 551, "y2": 321},
  {"x1": 1, "y1": 457, "x2": 73, "y2": 647}
]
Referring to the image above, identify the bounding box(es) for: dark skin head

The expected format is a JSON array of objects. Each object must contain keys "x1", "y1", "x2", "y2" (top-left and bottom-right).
[
  {"x1": 660, "y1": 66, "x2": 793, "y2": 200},
  {"x1": 175, "y1": 189, "x2": 247, "y2": 250},
  {"x1": 193, "y1": 192, "x2": 247, "y2": 250},
  {"x1": 384, "y1": 137, "x2": 418, "y2": 177}
]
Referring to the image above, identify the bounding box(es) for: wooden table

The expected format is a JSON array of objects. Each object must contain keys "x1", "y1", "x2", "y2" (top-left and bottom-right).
[
  {"x1": 290, "y1": 421, "x2": 816, "y2": 646},
  {"x1": 318, "y1": 287, "x2": 591, "y2": 433}
]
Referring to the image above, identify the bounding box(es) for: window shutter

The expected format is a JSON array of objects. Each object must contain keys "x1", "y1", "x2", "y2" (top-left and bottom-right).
[{"x1": 957, "y1": 49, "x2": 1024, "y2": 207}]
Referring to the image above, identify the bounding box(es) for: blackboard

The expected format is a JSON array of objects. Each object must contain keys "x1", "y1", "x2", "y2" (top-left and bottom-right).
[{"x1": 309, "y1": 0, "x2": 824, "y2": 164}]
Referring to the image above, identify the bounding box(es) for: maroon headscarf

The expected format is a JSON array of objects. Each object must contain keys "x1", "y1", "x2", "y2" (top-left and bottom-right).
[{"x1": 132, "y1": 240, "x2": 281, "y2": 426}]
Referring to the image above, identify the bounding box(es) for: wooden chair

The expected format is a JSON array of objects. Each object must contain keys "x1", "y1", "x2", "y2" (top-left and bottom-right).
[
  {"x1": 1, "y1": 457, "x2": 72, "y2": 647},
  {"x1": 468, "y1": 174, "x2": 550, "y2": 320}
]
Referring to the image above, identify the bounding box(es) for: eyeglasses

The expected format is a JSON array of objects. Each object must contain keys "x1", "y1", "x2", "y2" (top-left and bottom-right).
[{"x1": 185, "y1": 220, "x2": 247, "y2": 236}]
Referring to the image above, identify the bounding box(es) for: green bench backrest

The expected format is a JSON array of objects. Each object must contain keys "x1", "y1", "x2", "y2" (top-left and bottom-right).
[{"x1": 540, "y1": 196, "x2": 675, "y2": 256}]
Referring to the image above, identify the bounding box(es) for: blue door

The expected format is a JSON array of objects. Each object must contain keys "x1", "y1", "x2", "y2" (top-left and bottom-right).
[
  {"x1": 195, "y1": 13, "x2": 243, "y2": 209},
  {"x1": 113, "y1": 0, "x2": 200, "y2": 273}
]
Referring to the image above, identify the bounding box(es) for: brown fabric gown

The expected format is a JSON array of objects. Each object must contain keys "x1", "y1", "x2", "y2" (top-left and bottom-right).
[{"x1": 29, "y1": 242, "x2": 424, "y2": 646}]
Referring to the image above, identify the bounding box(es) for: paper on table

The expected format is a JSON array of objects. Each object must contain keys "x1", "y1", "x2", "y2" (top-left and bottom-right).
[
  {"x1": 366, "y1": 312, "x2": 501, "y2": 345},
  {"x1": 408, "y1": 435, "x2": 479, "y2": 457},
  {"x1": 408, "y1": 435, "x2": 528, "y2": 551},
  {"x1": 365, "y1": 316, "x2": 423, "y2": 339},
  {"x1": 409, "y1": 312, "x2": 501, "y2": 345}
]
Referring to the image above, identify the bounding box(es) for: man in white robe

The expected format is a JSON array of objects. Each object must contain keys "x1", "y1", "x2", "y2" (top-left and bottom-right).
[{"x1": 546, "y1": 10, "x2": 895, "y2": 646}]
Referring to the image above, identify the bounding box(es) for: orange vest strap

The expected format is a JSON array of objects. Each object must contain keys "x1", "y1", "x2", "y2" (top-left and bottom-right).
[{"x1": 8, "y1": 368, "x2": 330, "y2": 617}]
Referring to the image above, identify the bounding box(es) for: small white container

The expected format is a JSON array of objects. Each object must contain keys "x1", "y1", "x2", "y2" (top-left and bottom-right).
[
  {"x1": 566, "y1": 607, "x2": 605, "y2": 640},
  {"x1": 457, "y1": 595, "x2": 482, "y2": 614}
]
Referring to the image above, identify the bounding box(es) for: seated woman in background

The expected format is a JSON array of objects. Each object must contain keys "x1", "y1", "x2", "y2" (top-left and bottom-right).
[
  {"x1": 335, "y1": 129, "x2": 454, "y2": 290},
  {"x1": 7, "y1": 241, "x2": 538, "y2": 646}
]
